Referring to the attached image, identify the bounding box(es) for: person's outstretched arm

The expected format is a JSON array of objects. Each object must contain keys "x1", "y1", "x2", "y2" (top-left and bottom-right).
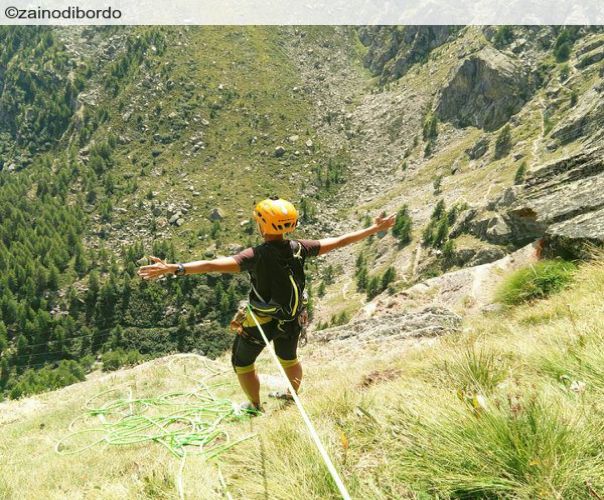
[
  {"x1": 317, "y1": 213, "x2": 396, "y2": 255},
  {"x1": 137, "y1": 256, "x2": 239, "y2": 281}
]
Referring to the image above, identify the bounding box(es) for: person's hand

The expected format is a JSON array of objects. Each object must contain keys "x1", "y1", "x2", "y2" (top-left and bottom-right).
[
  {"x1": 137, "y1": 256, "x2": 175, "y2": 280},
  {"x1": 373, "y1": 213, "x2": 396, "y2": 232}
]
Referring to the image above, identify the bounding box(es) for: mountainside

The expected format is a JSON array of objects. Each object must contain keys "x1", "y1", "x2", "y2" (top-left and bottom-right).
[
  {"x1": 0, "y1": 24, "x2": 603, "y2": 401},
  {"x1": 2, "y1": 257, "x2": 604, "y2": 498}
]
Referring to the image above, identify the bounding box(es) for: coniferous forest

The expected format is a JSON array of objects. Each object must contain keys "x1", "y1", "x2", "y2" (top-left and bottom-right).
[{"x1": 0, "y1": 27, "x2": 251, "y2": 399}]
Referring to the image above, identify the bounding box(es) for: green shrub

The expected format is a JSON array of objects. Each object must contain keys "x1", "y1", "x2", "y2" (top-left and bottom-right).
[
  {"x1": 570, "y1": 90, "x2": 578, "y2": 107},
  {"x1": 101, "y1": 349, "x2": 145, "y2": 371},
  {"x1": 432, "y1": 175, "x2": 443, "y2": 194},
  {"x1": 494, "y1": 124, "x2": 512, "y2": 159},
  {"x1": 366, "y1": 275, "x2": 381, "y2": 299},
  {"x1": 423, "y1": 199, "x2": 451, "y2": 248},
  {"x1": 553, "y1": 27, "x2": 580, "y2": 63},
  {"x1": 422, "y1": 113, "x2": 438, "y2": 141},
  {"x1": 442, "y1": 239, "x2": 456, "y2": 266},
  {"x1": 392, "y1": 205, "x2": 412, "y2": 246},
  {"x1": 496, "y1": 260, "x2": 577, "y2": 305},
  {"x1": 514, "y1": 161, "x2": 527, "y2": 185},
  {"x1": 381, "y1": 266, "x2": 396, "y2": 290},
  {"x1": 493, "y1": 26, "x2": 514, "y2": 48}
]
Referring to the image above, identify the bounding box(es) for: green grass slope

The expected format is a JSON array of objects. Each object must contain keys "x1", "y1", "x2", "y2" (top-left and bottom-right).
[{"x1": 2, "y1": 258, "x2": 603, "y2": 499}]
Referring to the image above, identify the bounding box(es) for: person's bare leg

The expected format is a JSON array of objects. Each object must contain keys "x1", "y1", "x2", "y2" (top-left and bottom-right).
[
  {"x1": 237, "y1": 369, "x2": 261, "y2": 406},
  {"x1": 284, "y1": 361, "x2": 303, "y2": 393}
]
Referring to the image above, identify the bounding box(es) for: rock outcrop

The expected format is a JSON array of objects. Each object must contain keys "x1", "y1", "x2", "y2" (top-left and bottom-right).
[
  {"x1": 452, "y1": 146, "x2": 604, "y2": 258},
  {"x1": 313, "y1": 306, "x2": 462, "y2": 345},
  {"x1": 358, "y1": 26, "x2": 457, "y2": 81},
  {"x1": 550, "y1": 85, "x2": 604, "y2": 146},
  {"x1": 436, "y1": 46, "x2": 531, "y2": 131},
  {"x1": 507, "y1": 147, "x2": 604, "y2": 256}
]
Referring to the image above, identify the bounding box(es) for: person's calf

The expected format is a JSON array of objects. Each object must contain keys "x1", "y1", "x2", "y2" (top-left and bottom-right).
[
  {"x1": 279, "y1": 357, "x2": 303, "y2": 393},
  {"x1": 234, "y1": 364, "x2": 261, "y2": 406}
]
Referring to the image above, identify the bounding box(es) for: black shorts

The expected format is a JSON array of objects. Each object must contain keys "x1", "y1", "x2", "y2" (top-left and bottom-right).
[{"x1": 231, "y1": 317, "x2": 301, "y2": 370}]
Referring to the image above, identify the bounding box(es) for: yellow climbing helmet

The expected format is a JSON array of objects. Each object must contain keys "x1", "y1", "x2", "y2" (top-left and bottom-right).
[{"x1": 253, "y1": 196, "x2": 298, "y2": 235}]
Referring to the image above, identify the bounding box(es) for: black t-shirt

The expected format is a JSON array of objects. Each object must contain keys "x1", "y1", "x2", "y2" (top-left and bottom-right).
[
  {"x1": 232, "y1": 239, "x2": 321, "y2": 304},
  {"x1": 233, "y1": 239, "x2": 321, "y2": 271}
]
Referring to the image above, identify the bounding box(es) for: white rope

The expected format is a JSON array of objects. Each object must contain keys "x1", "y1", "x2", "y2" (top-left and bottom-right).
[{"x1": 246, "y1": 306, "x2": 352, "y2": 500}]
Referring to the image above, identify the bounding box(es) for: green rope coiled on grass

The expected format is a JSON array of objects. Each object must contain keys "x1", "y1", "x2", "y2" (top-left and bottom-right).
[
  {"x1": 55, "y1": 387, "x2": 252, "y2": 459},
  {"x1": 54, "y1": 356, "x2": 253, "y2": 499}
]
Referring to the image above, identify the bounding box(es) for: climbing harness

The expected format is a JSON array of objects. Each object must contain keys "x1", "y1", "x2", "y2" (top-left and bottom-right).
[{"x1": 246, "y1": 305, "x2": 352, "y2": 500}]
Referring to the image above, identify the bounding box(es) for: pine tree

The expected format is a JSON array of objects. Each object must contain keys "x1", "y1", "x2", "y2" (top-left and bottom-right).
[
  {"x1": 433, "y1": 175, "x2": 443, "y2": 195},
  {"x1": 177, "y1": 317, "x2": 188, "y2": 352},
  {"x1": 494, "y1": 124, "x2": 512, "y2": 159},
  {"x1": 366, "y1": 276, "x2": 381, "y2": 299},
  {"x1": 0, "y1": 322, "x2": 7, "y2": 354},
  {"x1": 86, "y1": 271, "x2": 100, "y2": 321},
  {"x1": 110, "y1": 325, "x2": 123, "y2": 349},
  {"x1": 381, "y1": 267, "x2": 396, "y2": 290},
  {"x1": 422, "y1": 113, "x2": 438, "y2": 141},
  {"x1": 74, "y1": 246, "x2": 89, "y2": 276},
  {"x1": 355, "y1": 252, "x2": 365, "y2": 270},
  {"x1": 514, "y1": 161, "x2": 527, "y2": 185},
  {"x1": 0, "y1": 358, "x2": 10, "y2": 389},
  {"x1": 432, "y1": 199, "x2": 446, "y2": 221},
  {"x1": 356, "y1": 266, "x2": 368, "y2": 292},
  {"x1": 433, "y1": 218, "x2": 450, "y2": 248},
  {"x1": 95, "y1": 279, "x2": 118, "y2": 329},
  {"x1": 16, "y1": 335, "x2": 28, "y2": 366},
  {"x1": 47, "y1": 265, "x2": 59, "y2": 290},
  {"x1": 392, "y1": 205, "x2": 412, "y2": 246}
]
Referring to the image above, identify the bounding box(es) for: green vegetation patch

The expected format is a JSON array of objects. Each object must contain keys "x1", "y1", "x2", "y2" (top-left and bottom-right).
[{"x1": 496, "y1": 259, "x2": 577, "y2": 305}]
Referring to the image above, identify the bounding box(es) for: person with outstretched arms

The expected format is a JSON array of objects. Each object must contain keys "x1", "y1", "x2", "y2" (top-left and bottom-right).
[{"x1": 138, "y1": 196, "x2": 395, "y2": 413}]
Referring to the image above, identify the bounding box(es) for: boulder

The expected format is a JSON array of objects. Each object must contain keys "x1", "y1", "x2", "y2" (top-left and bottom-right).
[
  {"x1": 449, "y1": 208, "x2": 478, "y2": 238},
  {"x1": 274, "y1": 146, "x2": 286, "y2": 157},
  {"x1": 436, "y1": 46, "x2": 531, "y2": 131},
  {"x1": 546, "y1": 207, "x2": 604, "y2": 258},
  {"x1": 209, "y1": 208, "x2": 224, "y2": 221},
  {"x1": 465, "y1": 136, "x2": 490, "y2": 159},
  {"x1": 468, "y1": 247, "x2": 506, "y2": 266},
  {"x1": 452, "y1": 247, "x2": 477, "y2": 267},
  {"x1": 485, "y1": 214, "x2": 512, "y2": 244}
]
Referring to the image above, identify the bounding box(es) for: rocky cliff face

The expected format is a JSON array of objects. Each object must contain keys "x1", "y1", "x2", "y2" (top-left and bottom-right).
[
  {"x1": 358, "y1": 26, "x2": 458, "y2": 81},
  {"x1": 444, "y1": 145, "x2": 604, "y2": 260},
  {"x1": 509, "y1": 147, "x2": 604, "y2": 257},
  {"x1": 550, "y1": 83, "x2": 604, "y2": 145},
  {"x1": 436, "y1": 46, "x2": 532, "y2": 131}
]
